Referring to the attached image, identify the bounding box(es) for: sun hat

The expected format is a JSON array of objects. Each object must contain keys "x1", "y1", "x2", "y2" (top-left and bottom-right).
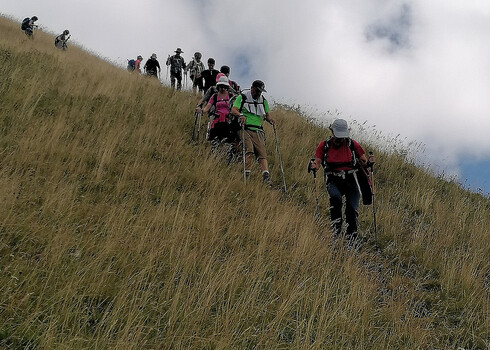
[
  {"x1": 151, "y1": 53, "x2": 157, "y2": 59},
  {"x1": 216, "y1": 75, "x2": 230, "y2": 87},
  {"x1": 252, "y1": 80, "x2": 267, "y2": 93},
  {"x1": 175, "y1": 48, "x2": 183, "y2": 53},
  {"x1": 330, "y1": 119, "x2": 350, "y2": 138}
]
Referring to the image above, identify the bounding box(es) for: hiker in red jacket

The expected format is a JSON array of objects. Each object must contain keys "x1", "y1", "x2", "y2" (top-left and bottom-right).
[{"x1": 309, "y1": 119, "x2": 374, "y2": 241}]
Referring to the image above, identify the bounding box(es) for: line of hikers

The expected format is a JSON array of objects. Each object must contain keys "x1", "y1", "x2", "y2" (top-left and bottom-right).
[
  {"x1": 20, "y1": 16, "x2": 377, "y2": 245},
  {"x1": 21, "y1": 16, "x2": 71, "y2": 51},
  {"x1": 190, "y1": 70, "x2": 375, "y2": 245},
  {"x1": 127, "y1": 48, "x2": 240, "y2": 94}
]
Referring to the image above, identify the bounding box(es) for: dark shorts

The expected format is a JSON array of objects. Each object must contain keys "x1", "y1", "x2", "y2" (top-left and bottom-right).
[{"x1": 190, "y1": 75, "x2": 203, "y2": 91}]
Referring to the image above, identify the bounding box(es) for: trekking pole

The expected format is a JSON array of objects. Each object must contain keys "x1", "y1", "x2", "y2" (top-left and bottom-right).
[
  {"x1": 272, "y1": 124, "x2": 287, "y2": 192},
  {"x1": 369, "y1": 151, "x2": 378, "y2": 247},
  {"x1": 192, "y1": 110, "x2": 199, "y2": 141},
  {"x1": 241, "y1": 123, "x2": 247, "y2": 183},
  {"x1": 197, "y1": 111, "x2": 203, "y2": 141},
  {"x1": 307, "y1": 158, "x2": 320, "y2": 218}
]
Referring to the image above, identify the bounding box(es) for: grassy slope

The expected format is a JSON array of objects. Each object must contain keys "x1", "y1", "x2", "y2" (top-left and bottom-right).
[{"x1": 0, "y1": 17, "x2": 488, "y2": 349}]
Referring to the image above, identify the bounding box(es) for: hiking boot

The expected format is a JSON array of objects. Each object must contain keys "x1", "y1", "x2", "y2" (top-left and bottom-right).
[{"x1": 262, "y1": 171, "x2": 272, "y2": 185}]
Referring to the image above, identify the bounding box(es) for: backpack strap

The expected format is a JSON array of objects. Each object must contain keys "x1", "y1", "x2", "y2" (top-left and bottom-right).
[
  {"x1": 238, "y1": 93, "x2": 247, "y2": 113},
  {"x1": 211, "y1": 92, "x2": 233, "y2": 118},
  {"x1": 322, "y1": 137, "x2": 357, "y2": 171}
]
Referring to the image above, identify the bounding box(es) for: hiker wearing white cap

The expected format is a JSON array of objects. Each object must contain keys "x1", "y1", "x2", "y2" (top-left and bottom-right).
[
  {"x1": 230, "y1": 80, "x2": 276, "y2": 184},
  {"x1": 166, "y1": 48, "x2": 186, "y2": 90},
  {"x1": 144, "y1": 54, "x2": 161, "y2": 78},
  {"x1": 308, "y1": 119, "x2": 375, "y2": 241}
]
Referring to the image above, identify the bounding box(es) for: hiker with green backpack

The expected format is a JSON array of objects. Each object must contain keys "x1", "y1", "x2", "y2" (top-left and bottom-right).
[
  {"x1": 230, "y1": 80, "x2": 275, "y2": 184},
  {"x1": 308, "y1": 119, "x2": 375, "y2": 242}
]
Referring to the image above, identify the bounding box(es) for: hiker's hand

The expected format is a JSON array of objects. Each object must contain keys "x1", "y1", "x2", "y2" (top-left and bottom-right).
[
  {"x1": 367, "y1": 152, "x2": 375, "y2": 168},
  {"x1": 239, "y1": 114, "x2": 246, "y2": 124},
  {"x1": 195, "y1": 105, "x2": 203, "y2": 113},
  {"x1": 308, "y1": 159, "x2": 318, "y2": 172},
  {"x1": 266, "y1": 117, "x2": 275, "y2": 126}
]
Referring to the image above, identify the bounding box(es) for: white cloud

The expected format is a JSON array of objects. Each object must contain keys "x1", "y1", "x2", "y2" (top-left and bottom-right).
[{"x1": 3, "y1": 0, "x2": 490, "y2": 189}]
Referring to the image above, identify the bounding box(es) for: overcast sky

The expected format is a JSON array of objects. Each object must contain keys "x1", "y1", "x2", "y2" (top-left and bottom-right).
[{"x1": 2, "y1": 0, "x2": 489, "y2": 195}]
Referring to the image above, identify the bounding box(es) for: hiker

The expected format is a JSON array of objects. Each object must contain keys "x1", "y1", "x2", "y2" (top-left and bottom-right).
[
  {"x1": 134, "y1": 55, "x2": 143, "y2": 73},
  {"x1": 186, "y1": 52, "x2": 205, "y2": 95},
  {"x1": 21, "y1": 16, "x2": 38, "y2": 38},
  {"x1": 219, "y1": 65, "x2": 240, "y2": 93},
  {"x1": 54, "y1": 30, "x2": 70, "y2": 50},
  {"x1": 201, "y1": 58, "x2": 219, "y2": 93},
  {"x1": 202, "y1": 76, "x2": 238, "y2": 154},
  {"x1": 196, "y1": 72, "x2": 227, "y2": 113},
  {"x1": 230, "y1": 80, "x2": 275, "y2": 183},
  {"x1": 127, "y1": 56, "x2": 142, "y2": 72},
  {"x1": 196, "y1": 63, "x2": 240, "y2": 113},
  {"x1": 166, "y1": 48, "x2": 186, "y2": 90},
  {"x1": 144, "y1": 53, "x2": 161, "y2": 78},
  {"x1": 308, "y1": 119, "x2": 375, "y2": 241}
]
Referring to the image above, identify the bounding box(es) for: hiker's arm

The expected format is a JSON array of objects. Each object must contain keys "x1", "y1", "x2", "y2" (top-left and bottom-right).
[
  {"x1": 264, "y1": 112, "x2": 275, "y2": 126},
  {"x1": 231, "y1": 106, "x2": 246, "y2": 124},
  {"x1": 230, "y1": 106, "x2": 240, "y2": 117},
  {"x1": 202, "y1": 100, "x2": 212, "y2": 114},
  {"x1": 359, "y1": 154, "x2": 368, "y2": 167}
]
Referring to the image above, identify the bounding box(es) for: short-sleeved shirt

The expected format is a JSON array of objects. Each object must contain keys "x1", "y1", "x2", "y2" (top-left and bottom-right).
[
  {"x1": 134, "y1": 59, "x2": 142, "y2": 72},
  {"x1": 144, "y1": 59, "x2": 160, "y2": 74},
  {"x1": 201, "y1": 69, "x2": 220, "y2": 92},
  {"x1": 233, "y1": 93, "x2": 270, "y2": 131},
  {"x1": 314, "y1": 139, "x2": 365, "y2": 171}
]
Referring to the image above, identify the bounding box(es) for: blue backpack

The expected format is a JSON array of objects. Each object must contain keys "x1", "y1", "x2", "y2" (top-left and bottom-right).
[{"x1": 127, "y1": 59, "x2": 135, "y2": 71}]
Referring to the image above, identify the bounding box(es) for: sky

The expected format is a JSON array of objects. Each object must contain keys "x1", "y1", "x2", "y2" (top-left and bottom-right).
[{"x1": 2, "y1": 0, "x2": 490, "y2": 195}]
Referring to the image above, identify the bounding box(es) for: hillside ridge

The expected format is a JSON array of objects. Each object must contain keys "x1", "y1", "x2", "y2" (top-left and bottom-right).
[{"x1": 0, "y1": 16, "x2": 488, "y2": 349}]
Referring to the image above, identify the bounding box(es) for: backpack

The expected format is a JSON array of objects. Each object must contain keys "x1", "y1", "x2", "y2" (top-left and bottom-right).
[
  {"x1": 210, "y1": 92, "x2": 234, "y2": 124},
  {"x1": 322, "y1": 138, "x2": 373, "y2": 205},
  {"x1": 127, "y1": 59, "x2": 135, "y2": 71},
  {"x1": 21, "y1": 18, "x2": 30, "y2": 30},
  {"x1": 321, "y1": 137, "x2": 358, "y2": 171}
]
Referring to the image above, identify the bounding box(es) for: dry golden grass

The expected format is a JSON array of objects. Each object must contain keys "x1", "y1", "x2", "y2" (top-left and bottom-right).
[{"x1": 0, "y1": 16, "x2": 488, "y2": 349}]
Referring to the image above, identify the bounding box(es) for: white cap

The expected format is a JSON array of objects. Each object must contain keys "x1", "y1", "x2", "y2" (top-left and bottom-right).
[{"x1": 216, "y1": 75, "x2": 230, "y2": 87}]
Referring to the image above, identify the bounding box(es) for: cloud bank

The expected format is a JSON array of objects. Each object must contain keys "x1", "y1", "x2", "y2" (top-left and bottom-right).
[{"x1": 3, "y1": 0, "x2": 490, "y2": 191}]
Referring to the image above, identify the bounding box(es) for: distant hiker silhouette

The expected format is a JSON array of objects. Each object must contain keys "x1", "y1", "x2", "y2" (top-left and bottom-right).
[
  {"x1": 144, "y1": 53, "x2": 161, "y2": 78},
  {"x1": 166, "y1": 48, "x2": 186, "y2": 90},
  {"x1": 128, "y1": 55, "x2": 143, "y2": 73},
  {"x1": 21, "y1": 16, "x2": 38, "y2": 38},
  {"x1": 308, "y1": 119, "x2": 375, "y2": 243},
  {"x1": 201, "y1": 58, "x2": 219, "y2": 94},
  {"x1": 186, "y1": 52, "x2": 205, "y2": 95},
  {"x1": 54, "y1": 30, "x2": 70, "y2": 50}
]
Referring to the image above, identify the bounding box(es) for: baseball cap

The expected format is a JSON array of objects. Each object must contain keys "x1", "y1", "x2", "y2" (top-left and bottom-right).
[
  {"x1": 330, "y1": 119, "x2": 350, "y2": 138},
  {"x1": 252, "y1": 80, "x2": 267, "y2": 92}
]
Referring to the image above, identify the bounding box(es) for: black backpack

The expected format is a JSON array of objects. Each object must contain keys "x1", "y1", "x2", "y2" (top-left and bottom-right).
[{"x1": 21, "y1": 18, "x2": 30, "y2": 30}]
